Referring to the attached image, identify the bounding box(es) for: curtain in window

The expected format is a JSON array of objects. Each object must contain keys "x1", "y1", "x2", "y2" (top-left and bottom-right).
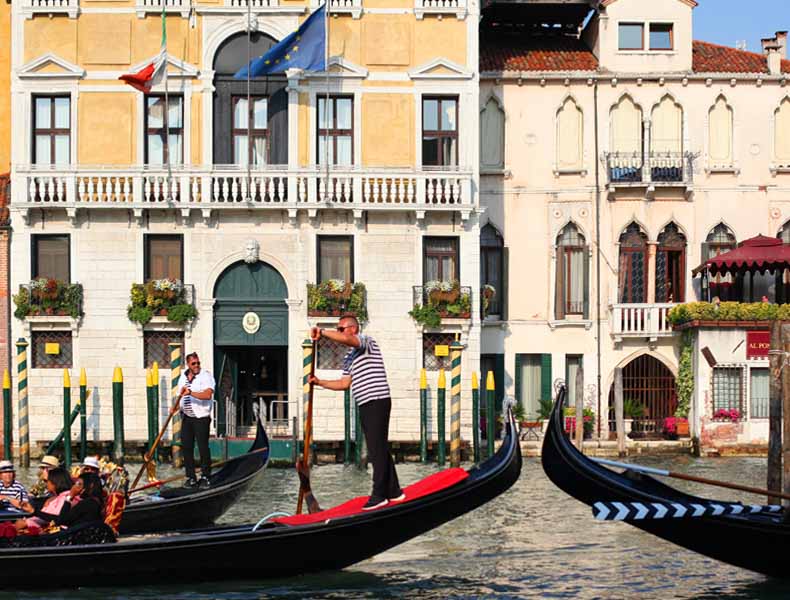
[
  {"x1": 36, "y1": 237, "x2": 69, "y2": 281},
  {"x1": 776, "y1": 99, "x2": 790, "y2": 162},
  {"x1": 566, "y1": 356, "x2": 582, "y2": 409},
  {"x1": 750, "y1": 368, "x2": 769, "y2": 419},
  {"x1": 709, "y1": 97, "x2": 733, "y2": 165},
  {"x1": 556, "y1": 97, "x2": 583, "y2": 171},
  {"x1": 319, "y1": 238, "x2": 352, "y2": 282},
  {"x1": 148, "y1": 237, "x2": 182, "y2": 281},
  {"x1": 519, "y1": 355, "x2": 542, "y2": 419}
]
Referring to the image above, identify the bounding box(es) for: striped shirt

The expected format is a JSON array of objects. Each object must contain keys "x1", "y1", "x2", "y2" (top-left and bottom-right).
[
  {"x1": 177, "y1": 370, "x2": 216, "y2": 419},
  {"x1": 342, "y1": 334, "x2": 390, "y2": 406},
  {"x1": 0, "y1": 480, "x2": 28, "y2": 503}
]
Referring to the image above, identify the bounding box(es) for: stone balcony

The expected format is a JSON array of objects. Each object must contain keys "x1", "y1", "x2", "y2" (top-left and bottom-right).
[
  {"x1": 22, "y1": 0, "x2": 79, "y2": 18},
  {"x1": 14, "y1": 164, "x2": 475, "y2": 225},
  {"x1": 610, "y1": 303, "x2": 676, "y2": 344},
  {"x1": 604, "y1": 151, "x2": 696, "y2": 199}
]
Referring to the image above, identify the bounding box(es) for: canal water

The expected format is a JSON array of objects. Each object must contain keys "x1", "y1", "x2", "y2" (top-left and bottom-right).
[{"x1": 5, "y1": 455, "x2": 790, "y2": 599}]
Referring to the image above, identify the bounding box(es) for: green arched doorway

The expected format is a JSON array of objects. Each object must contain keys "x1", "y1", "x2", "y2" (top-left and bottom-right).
[{"x1": 213, "y1": 260, "x2": 288, "y2": 437}]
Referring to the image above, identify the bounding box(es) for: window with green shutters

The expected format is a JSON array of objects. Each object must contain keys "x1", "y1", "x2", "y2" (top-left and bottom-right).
[{"x1": 515, "y1": 353, "x2": 553, "y2": 419}]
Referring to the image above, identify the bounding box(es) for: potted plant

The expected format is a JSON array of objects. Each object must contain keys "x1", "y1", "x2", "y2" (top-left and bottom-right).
[
  {"x1": 482, "y1": 284, "x2": 496, "y2": 318},
  {"x1": 622, "y1": 398, "x2": 645, "y2": 436},
  {"x1": 127, "y1": 279, "x2": 197, "y2": 326},
  {"x1": 563, "y1": 407, "x2": 594, "y2": 439},
  {"x1": 713, "y1": 408, "x2": 741, "y2": 422},
  {"x1": 13, "y1": 279, "x2": 83, "y2": 320},
  {"x1": 538, "y1": 397, "x2": 553, "y2": 435}
]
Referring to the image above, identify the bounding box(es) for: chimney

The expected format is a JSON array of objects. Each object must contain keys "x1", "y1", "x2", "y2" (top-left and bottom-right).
[{"x1": 777, "y1": 31, "x2": 788, "y2": 59}]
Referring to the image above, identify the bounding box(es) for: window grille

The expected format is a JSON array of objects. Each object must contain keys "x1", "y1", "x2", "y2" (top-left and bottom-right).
[
  {"x1": 423, "y1": 332, "x2": 456, "y2": 371},
  {"x1": 712, "y1": 366, "x2": 745, "y2": 415},
  {"x1": 32, "y1": 331, "x2": 72, "y2": 369},
  {"x1": 318, "y1": 337, "x2": 348, "y2": 371},
  {"x1": 143, "y1": 332, "x2": 184, "y2": 369}
]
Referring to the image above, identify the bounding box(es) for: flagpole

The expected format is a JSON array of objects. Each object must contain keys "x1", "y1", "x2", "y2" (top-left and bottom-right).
[
  {"x1": 162, "y1": 4, "x2": 172, "y2": 194},
  {"x1": 324, "y1": 1, "x2": 330, "y2": 204},
  {"x1": 246, "y1": 0, "x2": 253, "y2": 201}
]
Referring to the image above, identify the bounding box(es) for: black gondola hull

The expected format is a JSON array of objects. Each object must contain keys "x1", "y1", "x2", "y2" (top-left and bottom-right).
[
  {"x1": 0, "y1": 411, "x2": 520, "y2": 588},
  {"x1": 541, "y1": 388, "x2": 790, "y2": 578}
]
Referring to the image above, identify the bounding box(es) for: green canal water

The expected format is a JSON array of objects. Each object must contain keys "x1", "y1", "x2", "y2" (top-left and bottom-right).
[{"x1": 4, "y1": 456, "x2": 790, "y2": 599}]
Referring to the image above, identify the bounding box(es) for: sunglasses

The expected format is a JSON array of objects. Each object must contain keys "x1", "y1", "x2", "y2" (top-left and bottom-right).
[
  {"x1": 190, "y1": 362, "x2": 200, "y2": 367},
  {"x1": 336, "y1": 325, "x2": 353, "y2": 332}
]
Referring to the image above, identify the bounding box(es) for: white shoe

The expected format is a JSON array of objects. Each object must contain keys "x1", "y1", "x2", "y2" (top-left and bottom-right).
[
  {"x1": 389, "y1": 493, "x2": 406, "y2": 502},
  {"x1": 362, "y1": 497, "x2": 389, "y2": 511}
]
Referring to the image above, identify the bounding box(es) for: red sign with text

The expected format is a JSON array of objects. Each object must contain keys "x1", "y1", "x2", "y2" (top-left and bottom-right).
[{"x1": 746, "y1": 331, "x2": 770, "y2": 359}]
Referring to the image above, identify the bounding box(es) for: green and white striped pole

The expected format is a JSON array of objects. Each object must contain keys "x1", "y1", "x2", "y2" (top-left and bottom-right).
[
  {"x1": 63, "y1": 369, "x2": 72, "y2": 469},
  {"x1": 169, "y1": 344, "x2": 183, "y2": 468},
  {"x1": 344, "y1": 388, "x2": 351, "y2": 465},
  {"x1": 437, "y1": 369, "x2": 446, "y2": 466},
  {"x1": 419, "y1": 368, "x2": 428, "y2": 463},
  {"x1": 112, "y1": 367, "x2": 124, "y2": 464},
  {"x1": 486, "y1": 371, "x2": 496, "y2": 458},
  {"x1": 152, "y1": 361, "x2": 160, "y2": 464},
  {"x1": 79, "y1": 368, "x2": 87, "y2": 461},
  {"x1": 302, "y1": 339, "x2": 314, "y2": 466},
  {"x1": 450, "y1": 339, "x2": 463, "y2": 467},
  {"x1": 471, "y1": 371, "x2": 480, "y2": 464},
  {"x1": 16, "y1": 339, "x2": 29, "y2": 468},
  {"x1": 3, "y1": 370, "x2": 11, "y2": 460}
]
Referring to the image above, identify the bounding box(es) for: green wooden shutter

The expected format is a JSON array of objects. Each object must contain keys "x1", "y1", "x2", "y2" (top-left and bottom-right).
[
  {"x1": 514, "y1": 354, "x2": 522, "y2": 409},
  {"x1": 540, "y1": 354, "x2": 553, "y2": 402},
  {"x1": 583, "y1": 247, "x2": 591, "y2": 320},
  {"x1": 501, "y1": 247, "x2": 509, "y2": 321},
  {"x1": 495, "y1": 353, "x2": 505, "y2": 411}
]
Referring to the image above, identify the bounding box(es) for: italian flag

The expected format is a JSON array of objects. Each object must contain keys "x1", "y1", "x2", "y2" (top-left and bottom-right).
[{"x1": 120, "y1": 6, "x2": 167, "y2": 92}]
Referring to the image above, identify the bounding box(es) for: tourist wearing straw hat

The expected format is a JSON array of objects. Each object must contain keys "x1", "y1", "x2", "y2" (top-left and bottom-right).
[{"x1": 0, "y1": 461, "x2": 28, "y2": 504}]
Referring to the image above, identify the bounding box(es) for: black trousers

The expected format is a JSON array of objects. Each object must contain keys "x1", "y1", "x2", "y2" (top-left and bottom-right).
[
  {"x1": 359, "y1": 397, "x2": 402, "y2": 500},
  {"x1": 182, "y1": 415, "x2": 211, "y2": 480}
]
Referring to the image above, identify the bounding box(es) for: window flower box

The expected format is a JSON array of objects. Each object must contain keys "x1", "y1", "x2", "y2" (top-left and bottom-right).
[
  {"x1": 712, "y1": 409, "x2": 741, "y2": 423},
  {"x1": 306, "y1": 281, "x2": 368, "y2": 324},
  {"x1": 410, "y1": 282, "x2": 472, "y2": 327},
  {"x1": 669, "y1": 301, "x2": 790, "y2": 329},
  {"x1": 13, "y1": 279, "x2": 83, "y2": 320},
  {"x1": 127, "y1": 280, "x2": 197, "y2": 326}
]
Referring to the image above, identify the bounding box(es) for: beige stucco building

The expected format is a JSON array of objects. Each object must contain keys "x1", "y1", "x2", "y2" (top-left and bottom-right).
[
  {"x1": 479, "y1": 0, "x2": 790, "y2": 447},
  {"x1": 8, "y1": 0, "x2": 482, "y2": 450}
]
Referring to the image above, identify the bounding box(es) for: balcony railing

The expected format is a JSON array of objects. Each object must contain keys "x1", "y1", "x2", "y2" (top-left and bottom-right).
[
  {"x1": 413, "y1": 284, "x2": 473, "y2": 321},
  {"x1": 414, "y1": 0, "x2": 466, "y2": 19},
  {"x1": 610, "y1": 303, "x2": 676, "y2": 342},
  {"x1": 22, "y1": 0, "x2": 78, "y2": 17},
  {"x1": 15, "y1": 281, "x2": 83, "y2": 320},
  {"x1": 605, "y1": 152, "x2": 695, "y2": 191},
  {"x1": 16, "y1": 165, "x2": 475, "y2": 222}
]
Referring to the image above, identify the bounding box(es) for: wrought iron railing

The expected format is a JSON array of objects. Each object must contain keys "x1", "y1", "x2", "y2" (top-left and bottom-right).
[
  {"x1": 16, "y1": 281, "x2": 83, "y2": 319},
  {"x1": 413, "y1": 284, "x2": 473, "y2": 319},
  {"x1": 605, "y1": 151, "x2": 695, "y2": 186}
]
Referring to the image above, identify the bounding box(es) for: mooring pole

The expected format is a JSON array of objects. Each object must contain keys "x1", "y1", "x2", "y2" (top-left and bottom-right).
[
  {"x1": 782, "y1": 323, "x2": 790, "y2": 505},
  {"x1": 615, "y1": 367, "x2": 625, "y2": 457},
  {"x1": 79, "y1": 368, "x2": 87, "y2": 461},
  {"x1": 112, "y1": 367, "x2": 124, "y2": 464},
  {"x1": 420, "y1": 368, "x2": 428, "y2": 463},
  {"x1": 486, "y1": 371, "x2": 495, "y2": 458},
  {"x1": 437, "y1": 370, "x2": 446, "y2": 466},
  {"x1": 169, "y1": 343, "x2": 183, "y2": 468},
  {"x1": 2, "y1": 370, "x2": 10, "y2": 460},
  {"x1": 63, "y1": 369, "x2": 72, "y2": 469},
  {"x1": 471, "y1": 371, "x2": 480, "y2": 464},
  {"x1": 16, "y1": 339, "x2": 29, "y2": 468},
  {"x1": 146, "y1": 368, "x2": 153, "y2": 458},
  {"x1": 768, "y1": 321, "x2": 782, "y2": 504},
  {"x1": 301, "y1": 339, "x2": 314, "y2": 467},
  {"x1": 152, "y1": 361, "x2": 160, "y2": 464},
  {"x1": 575, "y1": 366, "x2": 585, "y2": 450},
  {"x1": 344, "y1": 388, "x2": 351, "y2": 465},
  {"x1": 450, "y1": 338, "x2": 463, "y2": 467}
]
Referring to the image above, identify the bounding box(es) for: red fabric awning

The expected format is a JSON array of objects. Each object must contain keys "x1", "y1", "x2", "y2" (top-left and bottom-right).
[{"x1": 693, "y1": 235, "x2": 790, "y2": 276}]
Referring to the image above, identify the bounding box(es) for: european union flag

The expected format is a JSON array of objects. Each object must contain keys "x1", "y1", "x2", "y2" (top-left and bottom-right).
[{"x1": 234, "y1": 5, "x2": 326, "y2": 78}]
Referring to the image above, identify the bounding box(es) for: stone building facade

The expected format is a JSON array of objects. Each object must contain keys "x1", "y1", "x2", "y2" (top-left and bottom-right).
[{"x1": 8, "y1": 0, "x2": 481, "y2": 449}]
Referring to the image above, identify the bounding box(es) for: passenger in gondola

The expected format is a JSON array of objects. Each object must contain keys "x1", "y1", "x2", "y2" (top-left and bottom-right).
[
  {"x1": 80, "y1": 456, "x2": 101, "y2": 476},
  {"x1": 0, "y1": 461, "x2": 29, "y2": 505},
  {"x1": 28, "y1": 455, "x2": 60, "y2": 499},
  {"x1": 11, "y1": 467, "x2": 72, "y2": 531},
  {"x1": 309, "y1": 315, "x2": 404, "y2": 511},
  {"x1": 56, "y1": 472, "x2": 105, "y2": 528}
]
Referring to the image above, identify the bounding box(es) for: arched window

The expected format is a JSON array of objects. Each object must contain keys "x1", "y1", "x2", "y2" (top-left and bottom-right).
[
  {"x1": 704, "y1": 223, "x2": 737, "y2": 300},
  {"x1": 651, "y1": 96, "x2": 683, "y2": 182},
  {"x1": 609, "y1": 96, "x2": 644, "y2": 182},
  {"x1": 618, "y1": 223, "x2": 647, "y2": 304},
  {"x1": 708, "y1": 96, "x2": 734, "y2": 167},
  {"x1": 555, "y1": 223, "x2": 588, "y2": 319},
  {"x1": 480, "y1": 96, "x2": 505, "y2": 170},
  {"x1": 481, "y1": 224, "x2": 504, "y2": 317},
  {"x1": 776, "y1": 98, "x2": 790, "y2": 164},
  {"x1": 656, "y1": 223, "x2": 686, "y2": 303},
  {"x1": 556, "y1": 97, "x2": 583, "y2": 172},
  {"x1": 780, "y1": 220, "x2": 790, "y2": 244}
]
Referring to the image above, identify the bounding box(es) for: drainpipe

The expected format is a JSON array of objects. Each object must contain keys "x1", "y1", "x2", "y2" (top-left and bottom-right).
[{"x1": 594, "y1": 79, "x2": 603, "y2": 441}]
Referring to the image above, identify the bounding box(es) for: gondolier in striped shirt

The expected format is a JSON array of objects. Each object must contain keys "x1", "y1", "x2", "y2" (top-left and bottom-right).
[{"x1": 309, "y1": 315, "x2": 404, "y2": 510}]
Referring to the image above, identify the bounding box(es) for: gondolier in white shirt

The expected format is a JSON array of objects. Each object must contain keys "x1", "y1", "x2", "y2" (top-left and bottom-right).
[
  {"x1": 173, "y1": 352, "x2": 216, "y2": 490},
  {"x1": 309, "y1": 314, "x2": 404, "y2": 510}
]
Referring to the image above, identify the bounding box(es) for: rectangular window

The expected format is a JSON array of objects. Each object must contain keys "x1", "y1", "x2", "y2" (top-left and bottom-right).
[
  {"x1": 712, "y1": 366, "x2": 744, "y2": 415},
  {"x1": 655, "y1": 247, "x2": 685, "y2": 303},
  {"x1": 424, "y1": 237, "x2": 459, "y2": 283},
  {"x1": 317, "y1": 236, "x2": 353, "y2": 282},
  {"x1": 145, "y1": 235, "x2": 183, "y2": 281},
  {"x1": 317, "y1": 336, "x2": 348, "y2": 370},
  {"x1": 423, "y1": 332, "x2": 455, "y2": 371},
  {"x1": 566, "y1": 355, "x2": 583, "y2": 409},
  {"x1": 517, "y1": 354, "x2": 542, "y2": 419},
  {"x1": 143, "y1": 331, "x2": 184, "y2": 369},
  {"x1": 145, "y1": 95, "x2": 184, "y2": 165},
  {"x1": 750, "y1": 368, "x2": 769, "y2": 419},
  {"x1": 232, "y1": 96, "x2": 268, "y2": 166},
  {"x1": 317, "y1": 96, "x2": 353, "y2": 166},
  {"x1": 618, "y1": 23, "x2": 644, "y2": 51},
  {"x1": 422, "y1": 96, "x2": 458, "y2": 167},
  {"x1": 32, "y1": 331, "x2": 72, "y2": 369},
  {"x1": 649, "y1": 23, "x2": 674, "y2": 50},
  {"x1": 32, "y1": 234, "x2": 70, "y2": 282},
  {"x1": 558, "y1": 246, "x2": 586, "y2": 316},
  {"x1": 33, "y1": 96, "x2": 70, "y2": 165}
]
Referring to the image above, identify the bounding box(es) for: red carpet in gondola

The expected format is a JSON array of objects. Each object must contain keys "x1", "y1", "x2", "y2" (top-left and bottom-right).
[{"x1": 272, "y1": 468, "x2": 469, "y2": 526}]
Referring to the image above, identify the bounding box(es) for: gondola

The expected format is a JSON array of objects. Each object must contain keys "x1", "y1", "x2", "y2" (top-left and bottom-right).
[
  {"x1": 542, "y1": 387, "x2": 790, "y2": 578},
  {"x1": 0, "y1": 407, "x2": 521, "y2": 589},
  {"x1": 0, "y1": 417, "x2": 270, "y2": 535}
]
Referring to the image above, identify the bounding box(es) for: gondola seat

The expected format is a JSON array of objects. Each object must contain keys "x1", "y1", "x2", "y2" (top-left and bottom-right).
[
  {"x1": 272, "y1": 467, "x2": 469, "y2": 526},
  {"x1": 0, "y1": 522, "x2": 117, "y2": 548}
]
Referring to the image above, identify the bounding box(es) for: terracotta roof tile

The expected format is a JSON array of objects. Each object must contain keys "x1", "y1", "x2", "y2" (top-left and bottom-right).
[
  {"x1": 480, "y1": 37, "x2": 598, "y2": 73},
  {"x1": 692, "y1": 40, "x2": 790, "y2": 74}
]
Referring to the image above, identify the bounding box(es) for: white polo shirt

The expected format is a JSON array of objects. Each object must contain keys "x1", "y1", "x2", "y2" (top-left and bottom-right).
[{"x1": 177, "y1": 369, "x2": 216, "y2": 419}]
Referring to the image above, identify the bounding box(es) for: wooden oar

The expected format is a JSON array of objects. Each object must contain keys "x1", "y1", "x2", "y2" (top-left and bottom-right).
[
  {"x1": 128, "y1": 446, "x2": 269, "y2": 494},
  {"x1": 130, "y1": 393, "x2": 183, "y2": 491},
  {"x1": 593, "y1": 457, "x2": 790, "y2": 503},
  {"x1": 296, "y1": 338, "x2": 318, "y2": 515}
]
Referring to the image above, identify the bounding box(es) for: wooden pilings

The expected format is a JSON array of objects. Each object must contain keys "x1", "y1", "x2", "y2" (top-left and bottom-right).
[
  {"x1": 16, "y1": 339, "x2": 29, "y2": 468},
  {"x1": 112, "y1": 366, "x2": 124, "y2": 463},
  {"x1": 486, "y1": 371, "x2": 495, "y2": 458},
  {"x1": 344, "y1": 388, "x2": 351, "y2": 465},
  {"x1": 437, "y1": 369, "x2": 446, "y2": 466},
  {"x1": 2, "y1": 370, "x2": 10, "y2": 460},
  {"x1": 471, "y1": 372, "x2": 480, "y2": 464},
  {"x1": 419, "y1": 368, "x2": 428, "y2": 463},
  {"x1": 449, "y1": 339, "x2": 463, "y2": 468},
  {"x1": 78, "y1": 368, "x2": 87, "y2": 461},
  {"x1": 614, "y1": 367, "x2": 625, "y2": 458},
  {"x1": 768, "y1": 322, "x2": 782, "y2": 504},
  {"x1": 62, "y1": 369, "x2": 72, "y2": 469},
  {"x1": 169, "y1": 343, "x2": 183, "y2": 468}
]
